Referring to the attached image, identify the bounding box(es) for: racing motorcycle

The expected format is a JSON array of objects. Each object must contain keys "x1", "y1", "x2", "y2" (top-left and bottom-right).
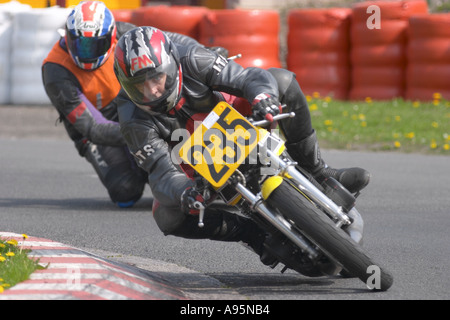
[{"x1": 178, "y1": 101, "x2": 393, "y2": 291}]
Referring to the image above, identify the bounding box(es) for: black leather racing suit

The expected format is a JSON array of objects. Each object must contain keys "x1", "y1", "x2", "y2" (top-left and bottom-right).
[
  {"x1": 116, "y1": 42, "x2": 313, "y2": 248},
  {"x1": 42, "y1": 21, "x2": 208, "y2": 206}
]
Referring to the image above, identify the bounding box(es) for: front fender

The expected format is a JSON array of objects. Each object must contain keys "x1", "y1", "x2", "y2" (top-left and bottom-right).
[{"x1": 261, "y1": 176, "x2": 284, "y2": 200}]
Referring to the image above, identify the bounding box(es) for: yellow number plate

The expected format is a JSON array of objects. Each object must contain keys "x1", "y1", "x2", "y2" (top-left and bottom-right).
[{"x1": 179, "y1": 102, "x2": 260, "y2": 188}]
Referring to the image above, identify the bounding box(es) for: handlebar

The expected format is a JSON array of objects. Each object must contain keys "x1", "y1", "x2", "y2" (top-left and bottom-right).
[
  {"x1": 228, "y1": 53, "x2": 242, "y2": 61},
  {"x1": 251, "y1": 111, "x2": 295, "y2": 127}
]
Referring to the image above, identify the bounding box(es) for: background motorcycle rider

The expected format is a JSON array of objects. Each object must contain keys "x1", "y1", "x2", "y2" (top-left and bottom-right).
[{"x1": 113, "y1": 27, "x2": 371, "y2": 263}]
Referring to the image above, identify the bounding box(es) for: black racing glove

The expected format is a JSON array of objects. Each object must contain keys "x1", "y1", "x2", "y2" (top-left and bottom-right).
[
  {"x1": 251, "y1": 93, "x2": 282, "y2": 123},
  {"x1": 180, "y1": 186, "x2": 205, "y2": 215}
]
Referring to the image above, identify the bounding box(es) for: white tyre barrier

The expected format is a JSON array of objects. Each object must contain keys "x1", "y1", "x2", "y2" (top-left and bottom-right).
[
  {"x1": 0, "y1": 1, "x2": 31, "y2": 104},
  {"x1": 0, "y1": 11, "x2": 13, "y2": 104},
  {"x1": 10, "y1": 6, "x2": 70, "y2": 105}
]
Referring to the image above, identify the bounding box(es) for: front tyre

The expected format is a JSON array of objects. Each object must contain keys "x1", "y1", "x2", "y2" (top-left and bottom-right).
[{"x1": 266, "y1": 180, "x2": 393, "y2": 291}]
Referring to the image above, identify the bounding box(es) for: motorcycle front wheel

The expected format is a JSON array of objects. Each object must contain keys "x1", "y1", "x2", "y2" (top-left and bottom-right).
[{"x1": 266, "y1": 180, "x2": 393, "y2": 291}]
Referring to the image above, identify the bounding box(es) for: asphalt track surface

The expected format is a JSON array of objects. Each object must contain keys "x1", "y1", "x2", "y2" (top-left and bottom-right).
[{"x1": 0, "y1": 105, "x2": 449, "y2": 303}]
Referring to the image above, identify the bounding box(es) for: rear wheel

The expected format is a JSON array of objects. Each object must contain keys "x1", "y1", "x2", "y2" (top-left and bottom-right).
[{"x1": 266, "y1": 180, "x2": 393, "y2": 291}]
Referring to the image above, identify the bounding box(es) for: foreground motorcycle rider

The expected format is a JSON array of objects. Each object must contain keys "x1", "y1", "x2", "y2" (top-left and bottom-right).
[{"x1": 114, "y1": 27, "x2": 370, "y2": 263}]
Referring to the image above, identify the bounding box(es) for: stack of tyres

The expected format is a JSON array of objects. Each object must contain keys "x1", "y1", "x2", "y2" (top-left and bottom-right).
[
  {"x1": 405, "y1": 13, "x2": 450, "y2": 101},
  {"x1": 199, "y1": 9, "x2": 281, "y2": 69},
  {"x1": 10, "y1": 6, "x2": 70, "y2": 105},
  {"x1": 111, "y1": 9, "x2": 133, "y2": 23},
  {"x1": 0, "y1": 9, "x2": 14, "y2": 104},
  {"x1": 131, "y1": 5, "x2": 209, "y2": 40},
  {"x1": 0, "y1": 1, "x2": 31, "y2": 104},
  {"x1": 349, "y1": 0, "x2": 428, "y2": 100},
  {"x1": 287, "y1": 8, "x2": 352, "y2": 100}
]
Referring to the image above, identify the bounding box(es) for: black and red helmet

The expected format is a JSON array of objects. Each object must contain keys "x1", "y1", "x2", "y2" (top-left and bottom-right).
[{"x1": 114, "y1": 26, "x2": 182, "y2": 114}]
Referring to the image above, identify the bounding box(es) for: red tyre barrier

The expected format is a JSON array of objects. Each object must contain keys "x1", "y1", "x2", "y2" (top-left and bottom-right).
[
  {"x1": 199, "y1": 9, "x2": 281, "y2": 69},
  {"x1": 349, "y1": 0, "x2": 427, "y2": 100},
  {"x1": 287, "y1": 8, "x2": 352, "y2": 100},
  {"x1": 131, "y1": 5, "x2": 209, "y2": 40},
  {"x1": 406, "y1": 13, "x2": 450, "y2": 101},
  {"x1": 111, "y1": 9, "x2": 133, "y2": 23}
]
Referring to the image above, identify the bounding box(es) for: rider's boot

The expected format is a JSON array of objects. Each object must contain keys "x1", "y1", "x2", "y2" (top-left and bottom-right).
[{"x1": 285, "y1": 130, "x2": 371, "y2": 194}]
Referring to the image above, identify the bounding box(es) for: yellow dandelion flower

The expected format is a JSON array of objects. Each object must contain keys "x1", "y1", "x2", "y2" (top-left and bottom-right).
[
  {"x1": 327, "y1": 126, "x2": 333, "y2": 132},
  {"x1": 430, "y1": 140, "x2": 438, "y2": 149},
  {"x1": 395, "y1": 116, "x2": 401, "y2": 122},
  {"x1": 5, "y1": 252, "x2": 15, "y2": 257},
  {"x1": 1, "y1": 283, "x2": 10, "y2": 288},
  {"x1": 365, "y1": 97, "x2": 373, "y2": 104},
  {"x1": 22, "y1": 234, "x2": 28, "y2": 239},
  {"x1": 412, "y1": 101, "x2": 420, "y2": 108},
  {"x1": 405, "y1": 132, "x2": 415, "y2": 139},
  {"x1": 0, "y1": 243, "x2": 5, "y2": 248},
  {"x1": 324, "y1": 96, "x2": 332, "y2": 102},
  {"x1": 306, "y1": 95, "x2": 312, "y2": 102},
  {"x1": 0, "y1": 256, "x2": 6, "y2": 262},
  {"x1": 324, "y1": 120, "x2": 333, "y2": 126},
  {"x1": 361, "y1": 121, "x2": 367, "y2": 127},
  {"x1": 393, "y1": 133, "x2": 400, "y2": 138},
  {"x1": 433, "y1": 99, "x2": 440, "y2": 106},
  {"x1": 351, "y1": 114, "x2": 358, "y2": 120},
  {"x1": 309, "y1": 103, "x2": 318, "y2": 111},
  {"x1": 342, "y1": 111, "x2": 349, "y2": 117},
  {"x1": 313, "y1": 92, "x2": 320, "y2": 98},
  {"x1": 0, "y1": 286, "x2": 3, "y2": 293},
  {"x1": 394, "y1": 141, "x2": 401, "y2": 148},
  {"x1": 358, "y1": 113, "x2": 366, "y2": 121},
  {"x1": 433, "y1": 92, "x2": 442, "y2": 100},
  {"x1": 431, "y1": 121, "x2": 439, "y2": 128},
  {"x1": 6, "y1": 239, "x2": 18, "y2": 246},
  {"x1": 443, "y1": 144, "x2": 450, "y2": 151}
]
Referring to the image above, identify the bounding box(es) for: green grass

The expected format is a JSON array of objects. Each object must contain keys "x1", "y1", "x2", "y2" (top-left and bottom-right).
[
  {"x1": 0, "y1": 236, "x2": 43, "y2": 293},
  {"x1": 306, "y1": 93, "x2": 450, "y2": 154}
]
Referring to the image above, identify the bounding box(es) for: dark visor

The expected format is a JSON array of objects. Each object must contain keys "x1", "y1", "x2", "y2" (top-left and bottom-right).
[{"x1": 67, "y1": 33, "x2": 111, "y2": 61}]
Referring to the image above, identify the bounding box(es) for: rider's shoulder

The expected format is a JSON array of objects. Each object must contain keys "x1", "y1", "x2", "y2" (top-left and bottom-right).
[{"x1": 182, "y1": 45, "x2": 218, "y2": 73}]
